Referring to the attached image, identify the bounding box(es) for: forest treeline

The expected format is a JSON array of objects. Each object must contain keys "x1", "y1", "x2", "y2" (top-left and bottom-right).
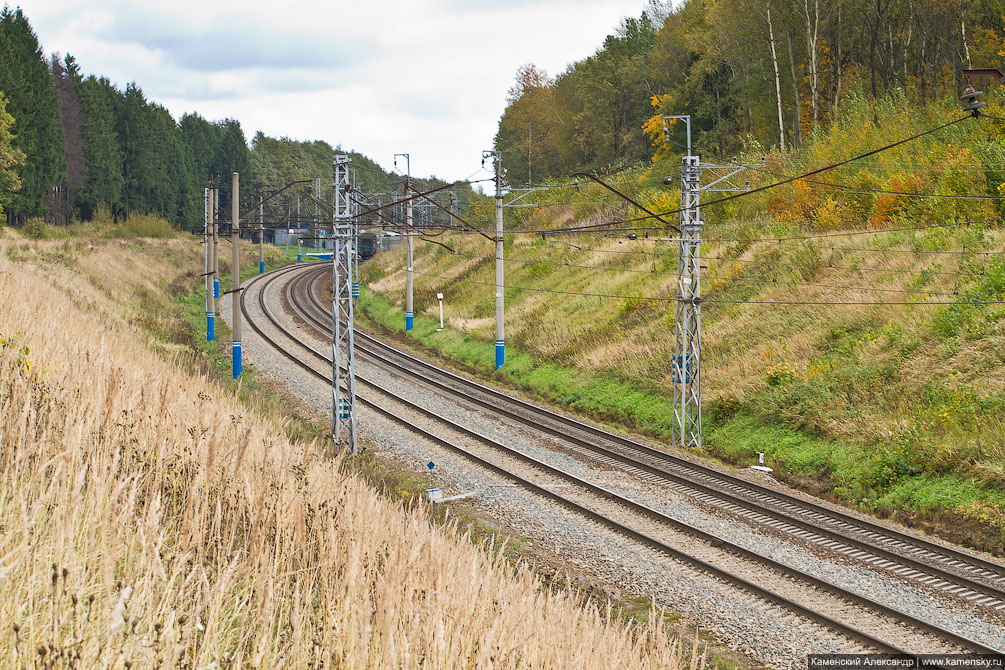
[
  {"x1": 494, "y1": 0, "x2": 1005, "y2": 187},
  {"x1": 0, "y1": 7, "x2": 453, "y2": 230}
]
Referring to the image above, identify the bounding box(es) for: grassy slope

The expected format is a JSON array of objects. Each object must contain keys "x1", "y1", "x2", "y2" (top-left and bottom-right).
[
  {"x1": 0, "y1": 227, "x2": 693, "y2": 667},
  {"x1": 357, "y1": 94, "x2": 1005, "y2": 554}
]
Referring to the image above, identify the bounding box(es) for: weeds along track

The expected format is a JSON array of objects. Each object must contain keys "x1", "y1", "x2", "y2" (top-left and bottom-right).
[
  {"x1": 239, "y1": 263, "x2": 1004, "y2": 654},
  {"x1": 290, "y1": 264, "x2": 1005, "y2": 616}
]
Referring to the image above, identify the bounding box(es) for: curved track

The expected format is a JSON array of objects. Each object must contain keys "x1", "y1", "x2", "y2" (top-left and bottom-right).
[
  {"x1": 238, "y1": 263, "x2": 1004, "y2": 655},
  {"x1": 291, "y1": 264, "x2": 1005, "y2": 613}
]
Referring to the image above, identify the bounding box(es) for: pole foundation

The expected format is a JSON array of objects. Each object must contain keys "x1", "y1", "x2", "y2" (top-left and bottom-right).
[
  {"x1": 259, "y1": 259, "x2": 265, "y2": 274},
  {"x1": 405, "y1": 311, "x2": 414, "y2": 331},
  {"x1": 495, "y1": 340, "x2": 505, "y2": 370},
  {"x1": 232, "y1": 340, "x2": 241, "y2": 378},
  {"x1": 207, "y1": 312, "x2": 214, "y2": 341}
]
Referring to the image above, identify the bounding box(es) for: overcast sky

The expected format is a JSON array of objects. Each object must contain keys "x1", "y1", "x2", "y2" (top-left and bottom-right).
[{"x1": 23, "y1": 0, "x2": 650, "y2": 183}]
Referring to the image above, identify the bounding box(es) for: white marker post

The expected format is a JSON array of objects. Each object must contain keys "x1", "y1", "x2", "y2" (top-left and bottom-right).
[
  {"x1": 425, "y1": 461, "x2": 441, "y2": 502},
  {"x1": 751, "y1": 451, "x2": 773, "y2": 473},
  {"x1": 436, "y1": 292, "x2": 444, "y2": 331}
]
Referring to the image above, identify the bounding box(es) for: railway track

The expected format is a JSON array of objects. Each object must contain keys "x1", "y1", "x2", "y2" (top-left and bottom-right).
[
  {"x1": 237, "y1": 262, "x2": 1004, "y2": 654},
  {"x1": 288, "y1": 264, "x2": 1005, "y2": 616}
]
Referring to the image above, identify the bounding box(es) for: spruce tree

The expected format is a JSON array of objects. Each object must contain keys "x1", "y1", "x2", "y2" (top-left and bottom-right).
[
  {"x1": 76, "y1": 76, "x2": 125, "y2": 219},
  {"x1": 0, "y1": 92, "x2": 25, "y2": 224},
  {"x1": 52, "y1": 53, "x2": 83, "y2": 222},
  {"x1": 0, "y1": 8, "x2": 64, "y2": 222},
  {"x1": 212, "y1": 119, "x2": 250, "y2": 214}
]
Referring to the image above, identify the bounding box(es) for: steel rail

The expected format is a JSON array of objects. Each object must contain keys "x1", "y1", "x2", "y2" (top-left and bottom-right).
[
  {"x1": 239, "y1": 264, "x2": 1001, "y2": 654},
  {"x1": 292, "y1": 264, "x2": 1005, "y2": 613}
]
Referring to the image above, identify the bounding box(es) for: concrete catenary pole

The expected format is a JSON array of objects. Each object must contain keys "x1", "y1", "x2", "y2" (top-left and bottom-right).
[
  {"x1": 495, "y1": 158, "x2": 504, "y2": 369},
  {"x1": 297, "y1": 194, "x2": 303, "y2": 249},
  {"x1": 231, "y1": 171, "x2": 242, "y2": 379},
  {"x1": 315, "y1": 177, "x2": 322, "y2": 253},
  {"x1": 395, "y1": 153, "x2": 413, "y2": 331},
  {"x1": 258, "y1": 195, "x2": 265, "y2": 274},
  {"x1": 483, "y1": 149, "x2": 504, "y2": 369},
  {"x1": 204, "y1": 186, "x2": 214, "y2": 341},
  {"x1": 351, "y1": 168, "x2": 359, "y2": 304},
  {"x1": 405, "y1": 182, "x2": 414, "y2": 331},
  {"x1": 213, "y1": 184, "x2": 220, "y2": 300}
]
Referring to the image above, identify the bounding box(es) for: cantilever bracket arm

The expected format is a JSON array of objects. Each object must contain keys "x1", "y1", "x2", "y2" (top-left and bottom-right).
[
  {"x1": 410, "y1": 189, "x2": 495, "y2": 243},
  {"x1": 504, "y1": 186, "x2": 548, "y2": 208},
  {"x1": 569, "y1": 172, "x2": 681, "y2": 234},
  {"x1": 303, "y1": 193, "x2": 334, "y2": 215},
  {"x1": 699, "y1": 166, "x2": 750, "y2": 192},
  {"x1": 962, "y1": 68, "x2": 1005, "y2": 84},
  {"x1": 239, "y1": 179, "x2": 314, "y2": 221}
]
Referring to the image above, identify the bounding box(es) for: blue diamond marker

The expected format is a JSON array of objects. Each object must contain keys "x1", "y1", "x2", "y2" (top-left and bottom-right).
[{"x1": 427, "y1": 461, "x2": 435, "y2": 471}]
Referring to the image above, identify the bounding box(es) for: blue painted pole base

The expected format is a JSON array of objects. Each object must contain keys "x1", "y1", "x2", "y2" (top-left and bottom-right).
[
  {"x1": 207, "y1": 312, "x2": 215, "y2": 341},
  {"x1": 405, "y1": 311, "x2": 414, "y2": 331},
  {"x1": 495, "y1": 340, "x2": 505, "y2": 370},
  {"x1": 259, "y1": 259, "x2": 264, "y2": 274},
  {"x1": 213, "y1": 278, "x2": 219, "y2": 299},
  {"x1": 233, "y1": 340, "x2": 242, "y2": 379}
]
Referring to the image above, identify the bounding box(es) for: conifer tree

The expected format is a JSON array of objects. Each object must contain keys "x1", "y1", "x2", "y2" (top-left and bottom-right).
[
  {"x1": 0, "y1": 8, "x2": 64, "y2": 222},
  {"x1": 212, "y1": 119, "x2": 250, "y2": 213},
  {"x1": 0, "y1": 92, "x2": 25, "y2": 224},
  {"x1": 75, "y1": 75, "x2": 125, "y2": 219},
  {"x1": 52, "y1": 53, "x2": 83, "y2": 222}
]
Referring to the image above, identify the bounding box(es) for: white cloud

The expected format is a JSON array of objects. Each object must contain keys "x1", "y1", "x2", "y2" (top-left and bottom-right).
[{"x1": 23, "y1": 0, "x2": 649, "y2": 182}]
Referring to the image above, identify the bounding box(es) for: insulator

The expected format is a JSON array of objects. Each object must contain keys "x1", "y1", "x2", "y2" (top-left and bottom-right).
[{"x1": 961, "y1": 88, "x2": 986, "y2": 113}]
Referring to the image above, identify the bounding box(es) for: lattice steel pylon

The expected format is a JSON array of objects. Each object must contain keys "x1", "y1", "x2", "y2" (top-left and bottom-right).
[
  {"x1": 332, "y1": 154, "x2": 358, "y2": 454},
  {"x1": 665, "y1": 115, "x2": 762, "y2": 450},
  {"x1": 673, "y1": 142, "x2": 703, "y2": 450}
]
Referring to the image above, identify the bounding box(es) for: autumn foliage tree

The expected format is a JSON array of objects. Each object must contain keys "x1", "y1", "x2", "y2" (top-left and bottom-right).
[{"x1": 494, "y1": 0, "x2": 1005, "y2": 187}]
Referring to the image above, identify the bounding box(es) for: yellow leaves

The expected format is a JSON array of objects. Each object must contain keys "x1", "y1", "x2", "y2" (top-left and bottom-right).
[
  {"x1": 649, "y1": 93, "x2": 672, "y2": 110},
  {"x1": 0, "y1": 334, "x2": 32, "y2": 378},
  {"x1": 765, "y1": 360, "x2": 795, "y2": 387},
  {"x1": 710, "y1": 262, "x2": 743, "y2": 291},
  {"x1": 642, "y1": 115, "x2": 663, "y2": 137}
]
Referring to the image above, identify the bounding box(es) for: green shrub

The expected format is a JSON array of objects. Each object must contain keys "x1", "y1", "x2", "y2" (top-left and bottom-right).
[
  {"x1": 706, "y1": 394, "x2": 741, "y2": 424},
  {"x1": 120, "y1": 213, "x2": 176, "y2": 238},
  {"x1": 22, "y1": 219, "x2": 49, "y2": 239}
]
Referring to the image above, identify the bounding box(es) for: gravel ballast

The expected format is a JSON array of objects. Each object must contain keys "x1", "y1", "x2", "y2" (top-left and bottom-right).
[{"x1": 219, "y1": 269, "x2": 1005, "y2": 667}]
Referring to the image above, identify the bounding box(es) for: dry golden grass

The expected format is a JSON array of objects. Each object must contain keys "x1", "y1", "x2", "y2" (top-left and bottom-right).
[
  {"x1": 0, "y1": 249, "x2": 693, "y2": 667},
  {"x1": 403, "y1": 227, "x2": 1005, "y2": 394},
  {"x1": 0, "y1": 235, "x2": 254, "y2": 330},
  {"x1": 448, "y1": 316, "x2": 494, "y2": 332}
]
